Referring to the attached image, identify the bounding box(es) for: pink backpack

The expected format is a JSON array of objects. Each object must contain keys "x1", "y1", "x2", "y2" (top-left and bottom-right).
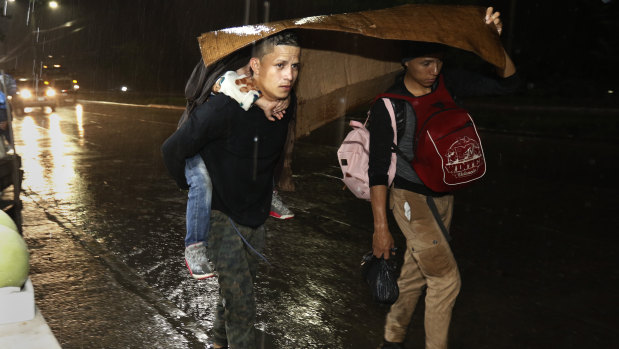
[{"x1": 337, "y1": 99, "x2": 397, "y2": 201}]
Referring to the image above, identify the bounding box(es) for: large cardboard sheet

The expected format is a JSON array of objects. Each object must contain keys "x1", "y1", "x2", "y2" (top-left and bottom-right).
[{"x1": 197, "y1": 4, "x2": 505, "y2": 137}]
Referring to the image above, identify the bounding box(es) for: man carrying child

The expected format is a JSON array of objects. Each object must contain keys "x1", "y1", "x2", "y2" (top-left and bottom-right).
[{"x1": 162, "y1": 31, "x2": 301, "y2": 348}]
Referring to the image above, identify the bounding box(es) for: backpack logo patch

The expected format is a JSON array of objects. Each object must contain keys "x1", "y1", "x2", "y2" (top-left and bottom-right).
[{"x1": 445, "y1": 136, "x2": 483, "y2": 179}]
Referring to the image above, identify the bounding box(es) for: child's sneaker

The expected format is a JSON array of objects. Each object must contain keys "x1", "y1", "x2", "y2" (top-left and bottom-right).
[
  {"x1": 184, "y1": 243, "x2": 215, "y2": 279},
  {"x1": 270, "y1": 190, "x2": 294, "y2": 220}
]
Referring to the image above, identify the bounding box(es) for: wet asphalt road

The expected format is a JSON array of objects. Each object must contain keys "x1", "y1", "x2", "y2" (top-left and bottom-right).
[{"x1": 12, "y1": 100, "x2": 618, "y2": 348}]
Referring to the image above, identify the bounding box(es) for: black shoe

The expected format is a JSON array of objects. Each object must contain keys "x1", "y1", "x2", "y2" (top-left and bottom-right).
[{"x1": 378, "y1": 340, "x2": 404, "y2": 349}]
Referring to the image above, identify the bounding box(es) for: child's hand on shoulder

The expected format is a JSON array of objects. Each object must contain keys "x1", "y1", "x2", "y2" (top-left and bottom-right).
[{"x1": 255, "y1": 96, "x2": 289, "y2": 121}]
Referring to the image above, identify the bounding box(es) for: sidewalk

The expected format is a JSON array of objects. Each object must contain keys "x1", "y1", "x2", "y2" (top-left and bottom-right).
[
  {"x1": 0, "y1": 308, "x2": 61, "y2": 348},
  {"x1": 16, "y1": 191, "x2": 209, "y2": 348}
]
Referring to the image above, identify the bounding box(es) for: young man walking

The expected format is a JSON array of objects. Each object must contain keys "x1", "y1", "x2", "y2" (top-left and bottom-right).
[
  {"x1": 370, "y1": 8, "x2": 519, "y2": 349},
  {"x1": 162, "y1": 31, "x2": 300, "y2": 349}
]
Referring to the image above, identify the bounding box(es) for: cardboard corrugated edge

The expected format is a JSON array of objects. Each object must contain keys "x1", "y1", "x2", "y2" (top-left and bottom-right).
[{"x1": 197, "y1": 4, "x2": 505, "y2": 137}]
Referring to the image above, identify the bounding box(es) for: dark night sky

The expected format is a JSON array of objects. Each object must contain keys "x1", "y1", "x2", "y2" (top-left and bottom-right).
[{"x1": 1, "y1": 0, "x2": 617, "y2": 99}]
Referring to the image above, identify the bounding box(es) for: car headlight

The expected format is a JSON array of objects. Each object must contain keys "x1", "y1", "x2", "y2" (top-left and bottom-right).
[
  {"x1": 19, "y1": 89, "x2": 32, "y2": 99},
  {"x1": 46, "y1": 88, "x2": 56, "y2": 97},
  {"x1": 73, "y1": 84, "x2": 80, "y2": 90}
]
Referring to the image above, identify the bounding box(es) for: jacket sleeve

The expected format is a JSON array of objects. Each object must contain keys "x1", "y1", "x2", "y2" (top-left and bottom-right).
[
  {"x1": 161, "y1": 95, "x2": 232, "y2": 189},
  {"x1": 161, "y1": 135, "x2": 189, "y2": 189},
  {"x1": 368, "y1": 100, "x2": 395, "y2": 187}
]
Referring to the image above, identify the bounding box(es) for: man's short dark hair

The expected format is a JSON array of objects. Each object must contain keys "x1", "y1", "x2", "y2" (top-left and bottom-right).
[{"x1": 252, "y1": 31, "x2": 300, "y2": 60}]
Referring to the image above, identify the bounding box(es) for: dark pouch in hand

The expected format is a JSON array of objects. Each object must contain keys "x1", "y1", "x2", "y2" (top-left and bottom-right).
[{"x1": 360, "y1": 250, "x2": 399, "y2": 305}]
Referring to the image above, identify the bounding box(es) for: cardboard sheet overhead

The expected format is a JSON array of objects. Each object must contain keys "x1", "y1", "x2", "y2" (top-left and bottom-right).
[
  {"x1": 198, "y1": 4, "x2": 505, "y2": 69},
  {"x1": 197, "y1": 4, "x2": 506, "y2": 137}
]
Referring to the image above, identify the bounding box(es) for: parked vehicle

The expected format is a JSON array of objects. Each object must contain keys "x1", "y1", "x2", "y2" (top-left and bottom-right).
[{"x1": 0, "y1": 78, "x2": 22, "y2": 234}]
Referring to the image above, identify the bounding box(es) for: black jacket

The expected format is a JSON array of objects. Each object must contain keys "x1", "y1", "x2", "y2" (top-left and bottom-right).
[{"x1": 161, "y1": 92, "x2": 295, "y2": 227}]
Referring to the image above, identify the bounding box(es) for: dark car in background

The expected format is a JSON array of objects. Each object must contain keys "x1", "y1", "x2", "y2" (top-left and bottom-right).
[
  {"x1": 11, "y1": 77, "x2": 58, "y2": 114},
  {"x1": 51, "y1": 77, "x2": 79, "y2": 104}
]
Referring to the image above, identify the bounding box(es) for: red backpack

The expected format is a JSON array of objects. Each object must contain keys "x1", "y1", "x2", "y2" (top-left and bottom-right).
[{"x1": 377, "y1": 75, "x2": 486, "y2": 193}]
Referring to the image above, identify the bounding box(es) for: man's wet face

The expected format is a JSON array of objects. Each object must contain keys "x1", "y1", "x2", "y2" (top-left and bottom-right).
[
  {"x1": 405, "y1": 54, "x2": 444, "y2": 89},
  {"x1": 252, "y1": 45, "x2": 300, "y2": 101}
]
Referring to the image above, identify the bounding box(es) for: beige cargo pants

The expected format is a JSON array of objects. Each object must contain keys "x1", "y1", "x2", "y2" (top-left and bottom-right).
[{"x1": 384, "y1": 188, "x2": 461, "y2": 349}]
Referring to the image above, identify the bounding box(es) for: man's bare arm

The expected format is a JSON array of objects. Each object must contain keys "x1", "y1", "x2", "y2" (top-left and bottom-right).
[
  {"x1": 371, "y1": 185, "x2": 395, "y2": 260},
  {"x1": 486, "y1": 7, "x2": 517, "y2": 78}
]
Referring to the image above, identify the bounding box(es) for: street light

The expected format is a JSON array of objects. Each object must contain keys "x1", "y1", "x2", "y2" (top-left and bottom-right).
[{"x1": 48, "y1": 1, "x2": 59, "y2": 10}]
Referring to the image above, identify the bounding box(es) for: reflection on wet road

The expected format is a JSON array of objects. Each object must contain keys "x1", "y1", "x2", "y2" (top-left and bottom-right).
[
  {"x1": 19, "y1": 112, "x2": 78, "y2": 202},
  {"x1": 11, "y1": 102, "x2": 619, "y2": 348}
]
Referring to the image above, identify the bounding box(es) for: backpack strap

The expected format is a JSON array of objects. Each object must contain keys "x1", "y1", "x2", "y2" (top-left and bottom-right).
[
  {"x1": 374, "y1": 92, "x2": 416, "y2": 105},
  {"x1": 381, "y1": 98, "x2": 398, "y2": 148},
  {"x1": 378, "y1": 97, "x2": 411, "y2": 162},
  {"x1": 426, "y1": 196, "x2": 452, "y2": 242},
  {"x1": 362, "y1": 97, "x2": 397, "y2": 143}
]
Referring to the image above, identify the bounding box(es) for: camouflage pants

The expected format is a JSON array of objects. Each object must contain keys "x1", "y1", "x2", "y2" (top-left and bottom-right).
[{"x1": 208, "y1": 210, "x2": 265, "y2": 349}]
